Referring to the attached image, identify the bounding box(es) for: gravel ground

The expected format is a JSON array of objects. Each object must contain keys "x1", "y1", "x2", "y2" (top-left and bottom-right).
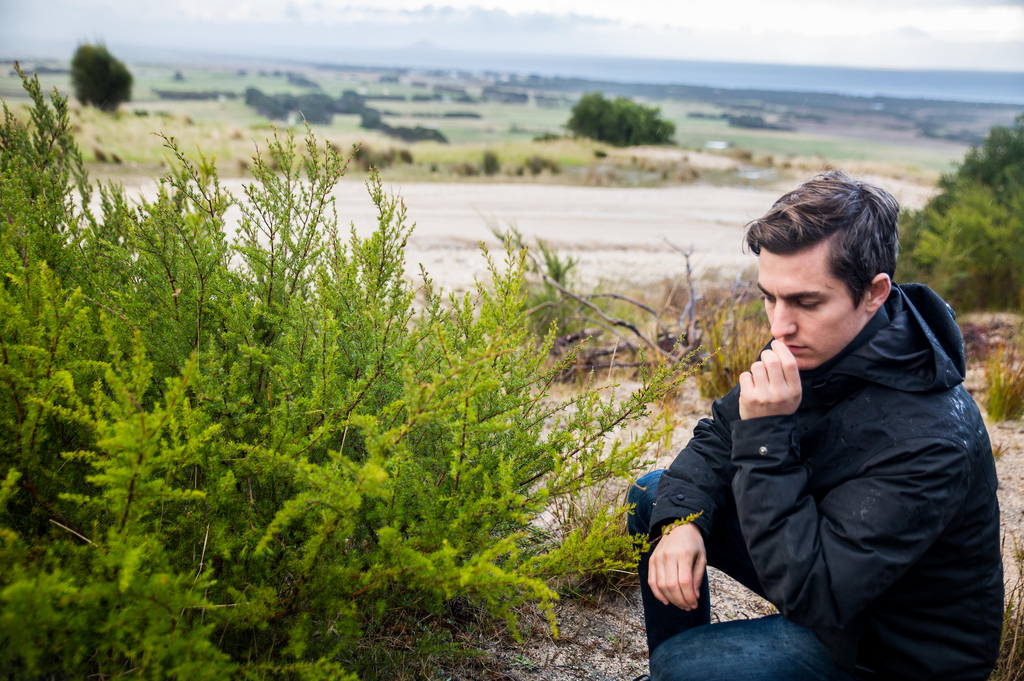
[{"x1": 457, "y1": 567, "x2": 775, "y2": 681}]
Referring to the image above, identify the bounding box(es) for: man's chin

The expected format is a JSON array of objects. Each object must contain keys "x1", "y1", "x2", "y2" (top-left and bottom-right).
[{"x1": 792, "y1": 352, "x2": 822, "y2": 371}]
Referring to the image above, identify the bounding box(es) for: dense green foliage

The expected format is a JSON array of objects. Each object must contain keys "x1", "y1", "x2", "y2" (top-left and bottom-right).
[
  {"x1": 899, "y1": 114, "x2": 1024, "y2": 310},
  {"x1": 566, "y1": 92, "x2": 675, "y2": 147},
  {"x1": 70, "y1": 44, "x2": 133, "y2": 112},
  {"x1": 0, "y1": 70, "x2": 683, "y2": 678}
]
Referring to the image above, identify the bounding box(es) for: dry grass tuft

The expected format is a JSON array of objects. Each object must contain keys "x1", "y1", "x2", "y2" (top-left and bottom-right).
[
  {"x1": 696, "y1": 296, "x2": 770, "y2": 402},
  {"x1": 985, "y1": 341, "x2": 1024, "y2": 423}
]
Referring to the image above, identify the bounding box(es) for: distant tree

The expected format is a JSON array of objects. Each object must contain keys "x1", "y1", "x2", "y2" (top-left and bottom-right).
[
  {"x1": 336, "y1": 90, "x2": 367, "y2": 114},
  {"x1": 359, "y1": 108, "x2": 383, "y2": 130},
  {"x1": 70, "y1": 44, "x2": 133, "y2": 111},
  {"x1": 243, "y1": 88, "x2": 334, "y2": 124},
  {"x1": 566, "y1": 92, "x2": 675, "y2": 146}
]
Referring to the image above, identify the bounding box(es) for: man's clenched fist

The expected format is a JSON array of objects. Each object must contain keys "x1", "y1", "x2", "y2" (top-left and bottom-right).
[{"x1": 739, "y1": 339, "x2": 802, "y2": 420}]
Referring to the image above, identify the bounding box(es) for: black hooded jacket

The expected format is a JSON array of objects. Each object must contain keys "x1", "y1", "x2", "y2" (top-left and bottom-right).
[{"x1": 651, "y1": 283, "x2": 1003, "y2": 680}]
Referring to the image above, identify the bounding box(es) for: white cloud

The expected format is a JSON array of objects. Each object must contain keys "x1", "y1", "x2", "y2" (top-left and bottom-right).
[
  {"x1": 2, "y1": 0, "x2": 1022, "y2": 71},
  {"x1": 28, "y1": 0, "x2": 1024, "y2": 41}
]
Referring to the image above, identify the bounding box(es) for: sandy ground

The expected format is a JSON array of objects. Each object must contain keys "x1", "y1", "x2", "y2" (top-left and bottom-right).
[{"x1": 118, "y1": 173, "x2": 935, "y2": 293}]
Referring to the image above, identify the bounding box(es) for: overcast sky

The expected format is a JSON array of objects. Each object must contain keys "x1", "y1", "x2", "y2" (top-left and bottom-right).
[{"x1": 2, "y1": 0, "x2": 1023, "y2": 71}]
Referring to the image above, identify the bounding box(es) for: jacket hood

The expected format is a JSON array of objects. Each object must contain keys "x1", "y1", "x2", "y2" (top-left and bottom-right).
[{"x1": 806, "y1": 283, "x2": 965, "y2": 402}]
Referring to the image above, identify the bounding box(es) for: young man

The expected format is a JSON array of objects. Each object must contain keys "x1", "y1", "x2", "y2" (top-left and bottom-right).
[{"x1": 628, "y1": 171, "x2": 1003, "y2": 681}]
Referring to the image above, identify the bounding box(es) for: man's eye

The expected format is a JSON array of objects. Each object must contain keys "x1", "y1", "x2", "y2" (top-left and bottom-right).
[{"x1": 798, "y1": 301, "x2": 819, "y2": 309}]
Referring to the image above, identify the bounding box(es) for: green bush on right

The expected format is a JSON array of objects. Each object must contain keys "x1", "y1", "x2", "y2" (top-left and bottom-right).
[{"x1": 898, "y1": 114, "x2": 1024, "y2": 311}]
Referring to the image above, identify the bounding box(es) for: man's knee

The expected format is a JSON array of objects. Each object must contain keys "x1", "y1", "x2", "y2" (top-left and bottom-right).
[
  {"x1": 649, "y1": 615, "x2": 847, "y2": 681},
  {"x1": 627, "y1": 469, "x2": 663, "y2": 536}
]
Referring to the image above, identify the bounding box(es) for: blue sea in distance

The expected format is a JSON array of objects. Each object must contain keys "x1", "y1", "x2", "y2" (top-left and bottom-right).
[{"x1": 321, "y1": 48, "x2": 1024, "y2": 106}]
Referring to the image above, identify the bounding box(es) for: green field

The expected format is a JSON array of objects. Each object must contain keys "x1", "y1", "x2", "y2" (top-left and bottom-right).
[{"x1": 0, "y1": 61, "x2": 986, "y2": 182}]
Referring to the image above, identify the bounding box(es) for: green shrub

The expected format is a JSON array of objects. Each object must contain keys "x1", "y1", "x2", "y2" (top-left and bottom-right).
[
  {"x1": 0, "y1": 68, "x2": 683, "y2": 679},
  {"x1": 70, "y1": 44, "x2": 133, "y2": 111},
  {"x1": 526, "y1": 155, "x2": 560, "y2": 176},
  {"x1": 483, "y1": 150, "x2": 500, "y2": 176},
  {"x1": 899, "y1": 115, "x2": 1024, "y2": 310},
  {"x1": 567, "y1": 92, "x2": 675, "y2": 147},
  {"x1": 525, "y1": 242, "x2": 582, "y2": 338},
  {"x1": 351, "y1": 145, "x2": 413, "y2": 171}
]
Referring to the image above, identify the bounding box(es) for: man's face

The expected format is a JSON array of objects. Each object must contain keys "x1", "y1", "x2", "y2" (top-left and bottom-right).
[{"x1": 757, "y1": 240, "x2": 876, "y2": 371}]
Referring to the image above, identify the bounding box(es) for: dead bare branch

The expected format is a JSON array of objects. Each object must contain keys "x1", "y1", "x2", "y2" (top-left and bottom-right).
[
  {"x1": 520, "y1": 247, "x2": 677, "y2": 362},
  {"x1": 585, "y1": 292, "x2": 671, "y2": 339}
]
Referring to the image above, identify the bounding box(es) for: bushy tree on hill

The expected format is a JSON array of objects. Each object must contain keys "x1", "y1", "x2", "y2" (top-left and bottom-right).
[
  {"x1": 244, "y1": 87, "x2": 335, "y2": 124},
  {"x1": 69, "y1": 43, "x2": 133, "y2": 111},
  {"x1": 566, "y1": 92, "x2": 675, "y2": 146},
  {"x1": 0, "y1": 67, "x2": 683, "y2": 679},
  {"x1": 899, "y1": 114, "x2": 1024, "y2": 310},
  {"x1": 243, "y1": 88, "x2": 448, "y2": 143}
]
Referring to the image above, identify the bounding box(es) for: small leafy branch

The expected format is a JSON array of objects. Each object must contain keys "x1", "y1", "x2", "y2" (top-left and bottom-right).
[{"x1": 658, "y1": 511, "x2": 705, "y2": 539}]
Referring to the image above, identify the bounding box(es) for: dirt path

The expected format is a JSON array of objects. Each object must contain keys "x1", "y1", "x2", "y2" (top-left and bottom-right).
[{"x1": 118, "y1": 175, "x2": 934, "y2": 293}]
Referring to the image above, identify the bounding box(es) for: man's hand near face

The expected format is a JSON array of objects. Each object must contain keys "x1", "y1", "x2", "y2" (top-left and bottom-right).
[
  {"x1": 647, "y1": 340, "x2": 803, "y2": 610},
  {"x1": 739, "y1": 339, "x2": 802, "y2": 420}
]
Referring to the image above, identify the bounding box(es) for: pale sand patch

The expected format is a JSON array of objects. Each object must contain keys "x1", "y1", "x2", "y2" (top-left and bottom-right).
[
  {"x1": 119, "y1": 178, "x2": 778, "y2": 292},
  {"x1": 118, "y1": 174, "x2": 934, "y2": 294}
]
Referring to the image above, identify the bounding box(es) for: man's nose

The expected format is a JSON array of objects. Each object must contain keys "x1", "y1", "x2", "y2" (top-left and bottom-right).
[{"x1": 771, "y1": 303, "x2": 797, "y2": 339}]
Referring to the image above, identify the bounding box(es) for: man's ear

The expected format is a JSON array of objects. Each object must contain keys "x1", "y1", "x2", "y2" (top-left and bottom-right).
[{"x1": 863, "y1": 273, "x2": 891, "y2": 313}]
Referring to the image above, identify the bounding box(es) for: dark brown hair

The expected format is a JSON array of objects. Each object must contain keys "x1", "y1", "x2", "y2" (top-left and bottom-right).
[{"x1": 744, "y1": 170, "x2": 900, "y2": 302}]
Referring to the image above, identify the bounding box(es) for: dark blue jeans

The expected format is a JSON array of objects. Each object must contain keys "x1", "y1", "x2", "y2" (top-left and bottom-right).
[{"x1": 627, "y1": 470, "x2": 852, "y2": 681}]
